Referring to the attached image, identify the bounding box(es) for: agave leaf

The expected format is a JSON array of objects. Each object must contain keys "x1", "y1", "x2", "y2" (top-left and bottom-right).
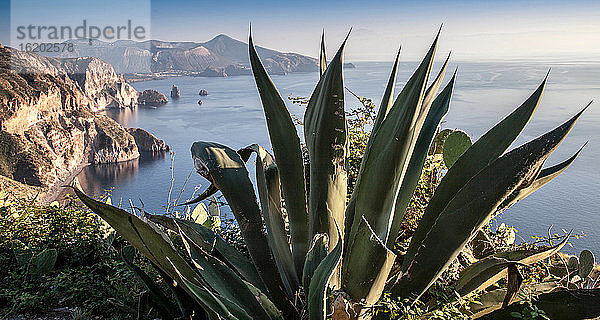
[
  {"x1": 369, "y1": 48, "x2": 401, "y2": 145},
  {"x1": 191, "y1": 203, "x2": 209, "y2": 225},
  {"x1": 244, "y1": 280, "x2": 284, "y2": 320},
  {"x1": 179, "y1": 226, "x2": 274, "y2": 320},
  {"x1": 500, "y1": 143, "x2": 587, "y2": 211},
  {"x1": 249, "y1": 35, "x2": 309, "y2": 276},
  {"x1": 346, "y1": 31, "x2": 439, "y2": 247},
  {"x1": 147, "y1": 214, "x2": 267, "y2": 294},
  {"x1": 394, "y1": 107, "x2": 587, "y2": 300},
  {"x1": 342, "y1": 216, "x2": 396, "y2": 305},
  {"x1": 190, "y1": 141, "x2": 298, "y2": 318},
  {"x1": 320, "y1": 31, "x2": 327, "y2": 76},
  {"x1": 171, "y1": 262, "x2": 252, "y2": 320},
  {"x1": 120, "y1": 246, "x2": 180, "y2": 319},
  {"x1": 420, "y1": 53, "x2": 451, "y2": 118},
  {"x1": 303, "y1": 234, "x2": 329, "y2": 291},
  {"x1": 308, "y1": 227, "x2": 343, "y2": 320},
  {"x1": 304, "y1": 33, "x2": 349, "y2": 247},
  {"x1": 386, "y1": 71, "x2": 455, "y2": 246},
  {"x1": 69, "y1": 187, "x2": 215, "y2": 311},
  {"x1": 476, "y1": 288, "x2": 600, "y2": 320},
  {"x1": 455, "y1": 234, "x2": 569, "y2": 297},
  {"x1": 403, "y1": 75, "x2": 550, "y2": 270},
  {"x1": 238, "y1": 144, "x2": 299, "y2": 296}
]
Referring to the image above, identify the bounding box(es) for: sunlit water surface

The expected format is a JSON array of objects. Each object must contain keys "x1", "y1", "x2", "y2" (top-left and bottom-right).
[{"x1": 78, "y1": 61, "x2": 600, "y2": 255}]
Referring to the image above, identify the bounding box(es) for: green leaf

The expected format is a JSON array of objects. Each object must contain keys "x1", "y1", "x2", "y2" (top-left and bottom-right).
[
  {"x1": 191, "y1": 203, "x2": 209, "y2": 225},
  {"x1": 455, "y1": 234, "x2": 569, "y2": 297},
  {"x1": 120, "y1": 246, "x2": 180, "y2": 319},
  {"x1": 179, "y1": 226, "x2": 274, "y2": 320},
  {"x1": 342, "y1": 216, "x2": 396, "y2": 305},
  {"x1": 403, "y1": 74, "x2": 549, "y2": 271},
  {"x1": 304, "y1": 33, "x2": 349, "y2": 248},
  {"x1": 443, "y1": 130, "x2": 473, "y2": 168},
  {"x1": 30, "y1": 248, "x2": 57, "y2": 275},
  {"x1": 386, "y1": 71, "x2": 455, "y2": 246},
  {"x1": 147, "y1": 214, "x2": 267, "y2": 294},
  {"x1": 303, "y1": 234, "x2": 329, "y2": 291},
  {"x1": 11, "y1": 240, "x2": 32, "y2": 267},
  {"x1": 190, "y1": 141, "x2": 298, "y2": 318},
  {"x1": 500, "y1": 143, "x2": 587, "y2": 211},
  {"x1": 320, "y1": 31, "x2": 327, "y2": 76},
  {"x1": 239, "y1": 144, "x2": 299, "y2": 297},
  {"x1": 477, "y1": 289, "x2": 600, "y2": 320},
  {"x1": 249, "y1": 34, "x2": 309, "y2": 276},
  {"x1": 308, "y1": 226, "x2": 343, "y2": 320},
  {"x1": 245, "y1": 280, "x2": 284, "y2": 320},
  {"x1": 69, "y1": 187, "x2": 213, "y2": 311},
  {"x1": 394, "y1": 106, "x2": 587, "y2": 300},
  {"x1": 171, "y1": 263, "x2": 252, "y2": 320},
  {"x1": 346, "y1": 31, "x2": 439, "y2": 247},
  {"x1": 369, "y1": 48, "x2": 400, "y2": 145}
]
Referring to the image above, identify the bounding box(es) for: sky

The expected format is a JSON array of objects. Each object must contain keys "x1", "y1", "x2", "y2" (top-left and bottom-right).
[{"x1": 0, "y1": 0, "x2": 599, "y2": 62}]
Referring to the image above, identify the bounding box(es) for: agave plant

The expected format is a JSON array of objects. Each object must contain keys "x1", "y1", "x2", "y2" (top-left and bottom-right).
[{"x1": 71, "y1": 29, "x2": 597, "y2": 320}]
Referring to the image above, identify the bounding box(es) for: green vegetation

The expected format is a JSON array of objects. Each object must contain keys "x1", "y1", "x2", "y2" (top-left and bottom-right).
[
  {"x1": 0, "y1": 194, "x2": 166, "y2": 319},
  {"x1": 68, "y1": 29, "x2": 598, "y2": 320}
]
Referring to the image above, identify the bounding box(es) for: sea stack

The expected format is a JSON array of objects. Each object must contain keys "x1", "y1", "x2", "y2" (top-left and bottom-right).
[
  {"x1": 170, "y1": 85, "x2": 180, "y2": 99},
  {"x1": 199, "y1": 89, "x2": 208, "y2": 96},
  {"x1": 138, "y1": 89, "x2": 168, "y2": 107}
]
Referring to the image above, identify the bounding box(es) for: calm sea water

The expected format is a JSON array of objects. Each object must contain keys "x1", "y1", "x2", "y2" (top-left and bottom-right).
[{"x1": 78, "y1": 61, "x2": 600, "y2": 255}]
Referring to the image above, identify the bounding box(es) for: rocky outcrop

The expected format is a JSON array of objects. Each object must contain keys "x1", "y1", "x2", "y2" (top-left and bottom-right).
[
  {"x1": 138, "y1": 89, "x2": 168, "y2": 106},
  {"x1": 0, "y1": 44, "x2": 141, "y2": 190},
  {"x1": 10, "y1": 48, "x2": 139, "y2": 110},
  {"x1": 127, "y1": 128, "x2": 169, "y2": 152},
  {"x1": 170, "y1": 85, "x2": 180, "y2": 99},
  {"x1": 197, "y1": 67, "x2": 227, "y2": 77}
]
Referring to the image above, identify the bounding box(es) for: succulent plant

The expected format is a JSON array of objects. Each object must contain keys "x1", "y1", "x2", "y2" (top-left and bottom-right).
[
  {"x1": 70, "y1": 29, "x2": 596, "y2": 320},
  {"x1": 442, "y1": 130, "x2": 472, "y2": 168}
]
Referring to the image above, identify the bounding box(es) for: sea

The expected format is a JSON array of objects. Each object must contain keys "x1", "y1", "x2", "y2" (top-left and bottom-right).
[{"x1": 77, "y1": 61, "x2": 600, "y2": 256}]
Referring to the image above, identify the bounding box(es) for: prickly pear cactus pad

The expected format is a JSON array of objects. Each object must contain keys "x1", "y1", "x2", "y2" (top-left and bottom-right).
[{"x1": 442, "y1": 130, "x2": 472, "y2": 168}]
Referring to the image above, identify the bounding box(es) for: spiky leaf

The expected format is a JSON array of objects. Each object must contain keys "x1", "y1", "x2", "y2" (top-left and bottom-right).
[
  {"x1": 304, "y1": 34, "x2": 348, "y2": 247},
  {"x1": 190, "y1": 141, "x2": 297, "y2": 317},
  {"x1": 308, "y1": 228, "x2": 343, "y2": 320},
  {"x1": 249, "y1": 35, "x2": 309, "y2": 276},
  {"x1": 394, "y1": 107, "x2": 586, "y2": 300},
  {"x1": 403, "y1": 76, "x2": 549, "y2": 270},
  {"x1": 239, "y1": 144, "x2": 299, "y2": 296}
]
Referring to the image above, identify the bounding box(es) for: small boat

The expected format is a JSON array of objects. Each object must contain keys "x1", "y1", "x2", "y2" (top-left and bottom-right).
[{"x1": 197, "y1": 99, "x2": 203, "y2": 105}]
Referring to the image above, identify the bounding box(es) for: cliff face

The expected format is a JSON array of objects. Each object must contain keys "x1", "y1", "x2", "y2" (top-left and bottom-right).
[
  {"x1": 10, "y1": 48, "x2": 139, "y2": 110},
  {"x1": 0, "y1": 45, "x2": 140, "y2": 188}
]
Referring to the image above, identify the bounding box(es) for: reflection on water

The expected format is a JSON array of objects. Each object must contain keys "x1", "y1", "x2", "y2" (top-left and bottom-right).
[{"x1": 78, "y1": 152, "x2": 168, "y2": 199}]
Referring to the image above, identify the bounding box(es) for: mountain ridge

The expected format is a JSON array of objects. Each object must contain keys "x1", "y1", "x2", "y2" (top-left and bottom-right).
[{"x1": 55, "y1": 34, "x2": 330, "y2": 76}]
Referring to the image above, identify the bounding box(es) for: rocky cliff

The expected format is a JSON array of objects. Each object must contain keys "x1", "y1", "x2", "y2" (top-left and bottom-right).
[
  {"x1": 0, "y1": 44, "x2": 143, "y2": 191},
  {"x1": 127, "y1": 128, "x2": 169, "y2": 152}
]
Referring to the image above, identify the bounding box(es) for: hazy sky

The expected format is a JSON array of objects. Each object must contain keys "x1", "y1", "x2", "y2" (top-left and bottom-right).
[{"x1": 1, "y1": 0, "x2": 599, "y2": 61}]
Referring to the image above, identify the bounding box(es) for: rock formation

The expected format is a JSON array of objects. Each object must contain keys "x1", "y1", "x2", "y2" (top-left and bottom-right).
[
  {"x1": 0, "y1": 44, "x2": 158, "y2": 195},
  {"x1": 170, "y1": 85, "x2": 180, "y2": 99},
  {"x1": 126, "y1": 128, "x2": 169, "y2": 152},
  {"x1": 138, "y1": 89, "x2": 168, "y2": 106},
  {"x1": 9, "y1": 47, "x2": 139, "y2": 110}
]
